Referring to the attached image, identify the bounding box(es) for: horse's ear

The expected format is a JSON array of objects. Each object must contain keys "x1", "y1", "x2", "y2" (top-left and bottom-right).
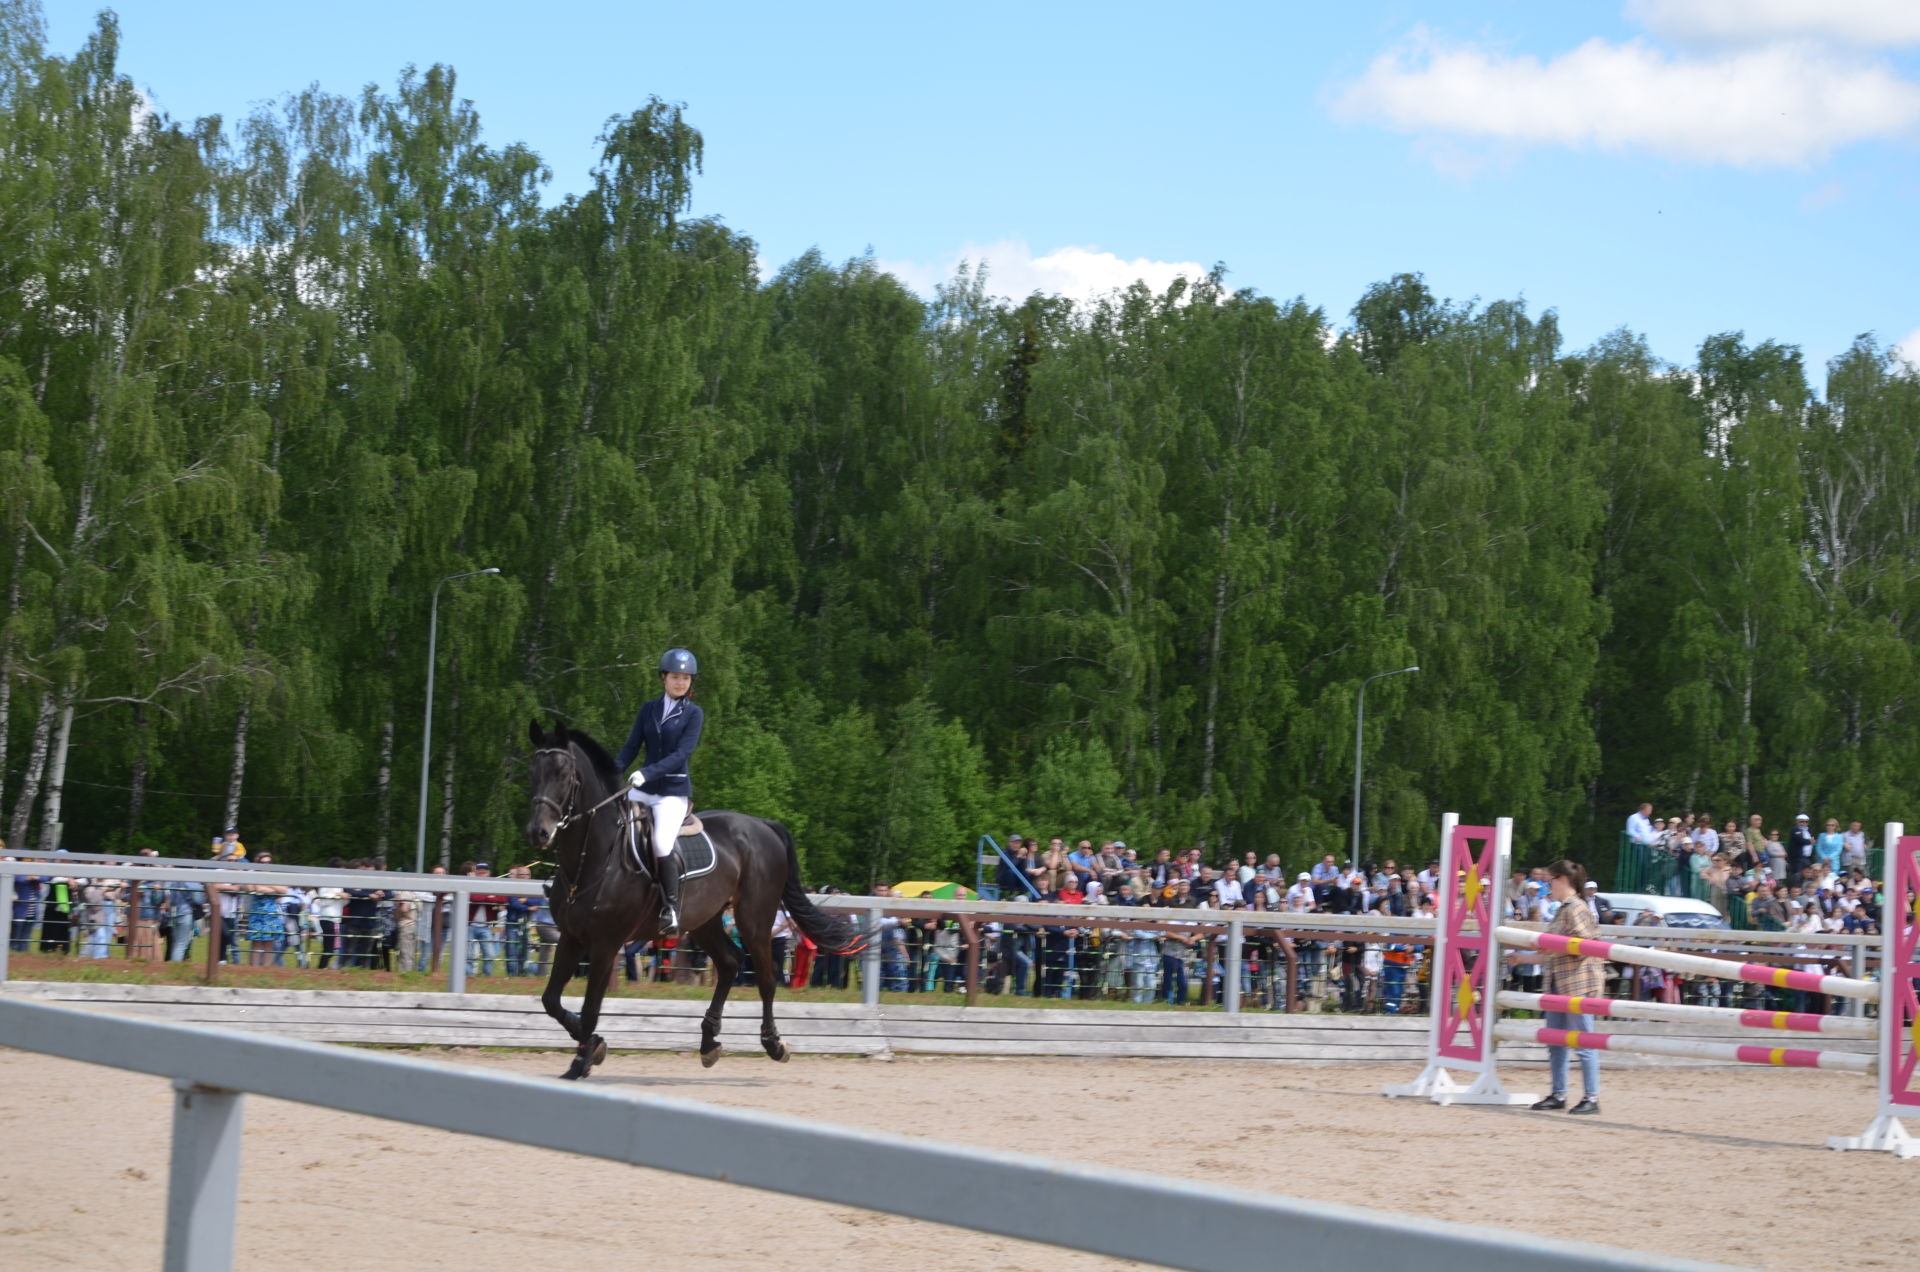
[
  {"x1": 528, "y1": 717, "x2": 545, "y2": 747},
  {"x1": 551, "y1": 714, "x2": 567, "y2": 741}
]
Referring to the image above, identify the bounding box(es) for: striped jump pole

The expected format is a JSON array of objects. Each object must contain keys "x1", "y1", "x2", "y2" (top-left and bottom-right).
[
  {"x1": 1497, "y1": 991, "x2": 1879, "y2": 1039},
  {"x1": 1492, "y1": 1022, "x2": 1876, "y2": 1075},
  {"x1": 1494, "y1": 926, "x2": 1878, "y2": 1002},
  {"x1": 1829, "y1": 822, "x2": 1920, "y2": 1159}
]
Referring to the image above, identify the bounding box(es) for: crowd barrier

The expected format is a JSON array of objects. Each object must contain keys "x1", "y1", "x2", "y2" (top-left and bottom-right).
[
  {"x1": 0, "y1": 995, "x2": 1744, "y2": 1272},
  {"x1": 1383, "y1": 815, "x2": 1919, "y2": 1158}
]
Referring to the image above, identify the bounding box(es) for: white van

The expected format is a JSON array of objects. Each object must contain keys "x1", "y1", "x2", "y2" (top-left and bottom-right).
[{"x1": 1592, "y1": 892, "x2": 1729, "y2": 931}]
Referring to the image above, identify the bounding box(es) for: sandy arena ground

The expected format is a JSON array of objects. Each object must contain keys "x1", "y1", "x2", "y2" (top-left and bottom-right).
[{"x1": 1, "y1": 1046, "x2": 1914, "y2": 1271}]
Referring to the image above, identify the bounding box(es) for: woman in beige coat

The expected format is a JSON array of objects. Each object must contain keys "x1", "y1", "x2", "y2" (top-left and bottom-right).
[{"x1": 1531, "y1": 859, "x2": 1603, "y2": 1115}]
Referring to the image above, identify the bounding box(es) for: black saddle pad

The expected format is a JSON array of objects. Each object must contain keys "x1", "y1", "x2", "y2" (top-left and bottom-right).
[
  {"x1": 674, "y1": 826, "x2": 716, "y2": 878},
  {"x1": 628, "y1": 810, "x2": 716, "y2": 880}
]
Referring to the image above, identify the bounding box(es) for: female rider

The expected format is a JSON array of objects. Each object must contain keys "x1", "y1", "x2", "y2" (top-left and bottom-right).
[{"x1": 614, "y1": 648, "x2": 704, "y2": 934}]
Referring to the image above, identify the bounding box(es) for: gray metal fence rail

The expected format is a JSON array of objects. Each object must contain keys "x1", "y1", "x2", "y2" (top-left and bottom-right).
[
  {"x1": 0, "y1": 996, "x2": 1744, "y2": 1272},
  {"x1": 0, "y1": 857, "x2": 1880, "y2": 1014}
]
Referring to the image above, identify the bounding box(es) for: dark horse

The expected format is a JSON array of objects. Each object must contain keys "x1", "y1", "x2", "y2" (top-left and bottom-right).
[{"x1": 524, "y1": 719, "x2": 865, "y2": 1079}]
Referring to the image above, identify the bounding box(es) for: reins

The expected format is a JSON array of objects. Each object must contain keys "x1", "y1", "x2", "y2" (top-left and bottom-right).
[{"x1": 533, "y1": 744, "x2": 632, "y2": 910}]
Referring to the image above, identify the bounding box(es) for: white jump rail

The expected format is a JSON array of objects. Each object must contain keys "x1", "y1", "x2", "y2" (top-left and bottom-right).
[
  {"x1": 0, "y1": 997, "x2": 1746, "y2": 1272},
  {"x1": 1496, "y1": 992, "x2": 1878, "y2": 1038}
]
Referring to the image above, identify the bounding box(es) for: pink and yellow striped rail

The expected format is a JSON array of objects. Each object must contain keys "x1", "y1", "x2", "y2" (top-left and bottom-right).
[
  {"x1": 1497, "y1": 991, "x2": 1878, "y2": 1038},
  {"x1": 1493, "y1": 1022, "x2": 1876, "y2": 1074},
  {"x1": 1493, "y1": 925, "x2": 1877, "y2": 1002}
]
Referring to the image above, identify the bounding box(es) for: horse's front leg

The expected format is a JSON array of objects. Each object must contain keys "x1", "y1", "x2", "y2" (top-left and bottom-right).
[
  {"x1": 688, "y1": 916, "x2": 740, "y2": 1068},
  {"x1": 541, "y1": 930, "x2": 585, "y2": 1045},
  {"x1": 560, "y1": 941, "x2": 618, "y2": 1081}
]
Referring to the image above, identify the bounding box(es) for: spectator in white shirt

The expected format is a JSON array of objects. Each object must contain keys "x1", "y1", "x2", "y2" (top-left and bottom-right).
[
  {"x1": 1626, "y1": 802, "x2": 1658, "y2": 847},
  {"x1": 1286, "y1": 874, "x2": 1317, "y2": 913},
  {"x1": 1841, "y1": 822, "x2": 1868, "y2": 871},
  {"x1": 1213, "y1": 873, "x2": 1243, "y2": 907}
]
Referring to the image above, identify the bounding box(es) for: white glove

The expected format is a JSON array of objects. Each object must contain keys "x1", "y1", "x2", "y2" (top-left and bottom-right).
[{"x1": 628, "y1": 771, "x2": 645, "y2": 789}]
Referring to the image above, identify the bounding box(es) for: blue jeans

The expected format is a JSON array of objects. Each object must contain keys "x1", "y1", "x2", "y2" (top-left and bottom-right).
[
  {"x1": 1382, "y1": 961, "x2": 1408, "y2": 1012},
  {"x1": 167, "y1": 914, "x2": 196, "y2": 961},
  {"x1": 1160, "y1": 953, "x2": 1187, "y2": 1004},
  {"x1": 504, "y1": 918, "x2": 530, "y2": 976},
  {"x1": 469, "y1": 921, "x2": 501, "y2": 976},
  {"x1": 1545, "y1": 1009, "x2": 1599, "y2": 1097},
  {"x1": 83, "y1": 923, "x2": 113, "y2": 959}
]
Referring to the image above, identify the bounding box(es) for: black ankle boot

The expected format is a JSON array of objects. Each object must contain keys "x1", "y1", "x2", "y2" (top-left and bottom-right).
[
  {"x1": 656, "y1": 853, "x2": 683, "y2": 935},
  {"x1": 1531, "y1": 1093, "x2": 1566, "y2": 1111},
  {"x1": 1569, "y1": 1095, "x2": 1600, "y2": 1115}
]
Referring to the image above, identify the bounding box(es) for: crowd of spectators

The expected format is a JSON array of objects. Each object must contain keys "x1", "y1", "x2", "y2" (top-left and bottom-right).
[
  {"x1": 1621, "y1": 803, "x2": 1884, "y2": 931},
  {"x1": 8, "y1": 815, "x2": 1882, "y2": 1022},
  {"x1": 3, "y1": 830, "x2": 553, "y2": 978}
]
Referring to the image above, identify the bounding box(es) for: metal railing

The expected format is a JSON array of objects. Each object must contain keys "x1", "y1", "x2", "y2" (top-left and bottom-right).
[
  {"x1": 0, "y1": 995, "x2": 1741, "y2": 1272},
  {"x1": 1613, "y1": 832, "x2": 1886, "y2": 908},
  {"x1": 1, "y1": 857, "x2": 1882, "y2": 1019}
]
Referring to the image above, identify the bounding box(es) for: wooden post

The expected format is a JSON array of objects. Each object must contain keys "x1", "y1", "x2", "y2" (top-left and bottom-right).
[
  {"x1": 959, "y1": 916, "x2": 980, "y2": 1006},
  {"x1": 203, "y1": 889, "x2": 221, "y2": 986}
]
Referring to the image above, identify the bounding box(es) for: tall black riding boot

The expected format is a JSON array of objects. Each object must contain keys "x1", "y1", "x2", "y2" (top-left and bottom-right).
[{"x1": 656, "y1": 853, "x2": 683, "y2": 935}]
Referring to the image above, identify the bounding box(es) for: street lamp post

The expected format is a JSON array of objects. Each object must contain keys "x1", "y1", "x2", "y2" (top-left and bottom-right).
[
  {"x1": 414, "y1": 569, "x2": 501, "y2": 876},
  {"x1": 1352, "y1": 664, "x2": 1419, "y2": 874}
]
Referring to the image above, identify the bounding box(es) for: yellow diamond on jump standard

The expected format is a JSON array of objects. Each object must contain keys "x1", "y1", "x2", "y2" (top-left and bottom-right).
[
  {"x1": 1456, "y1": 977, "x2": 1475, "y2": 1021},
  {"x1": 1463, "y1": 866, "x2": 1483, "y2": 911}
]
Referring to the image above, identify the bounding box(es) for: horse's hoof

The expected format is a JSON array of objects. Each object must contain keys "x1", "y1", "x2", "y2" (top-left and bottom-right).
[
  {"x1": 560, "y1": 1062, "x2": 588, "y2": 1081},
  {"x1": 700, "y1": 1046, "x2": 725, "y2": 1068},
  {"x1": 590, "y1": 1037, "x2": 608, "y2": 1067},
  {"x1": 768, "y1": 1040, "x2": 791, "y2": 1063}
]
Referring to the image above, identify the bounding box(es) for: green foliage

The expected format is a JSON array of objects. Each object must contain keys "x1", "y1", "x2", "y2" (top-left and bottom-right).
[{"x1": 5, "y1": 11, "x2": 1919, "y2": 885}]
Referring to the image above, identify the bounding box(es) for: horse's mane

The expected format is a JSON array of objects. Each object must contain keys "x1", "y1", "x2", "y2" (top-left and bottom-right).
[{"x1": 565, "y1": 727, "x2": 621, "y2": 786}]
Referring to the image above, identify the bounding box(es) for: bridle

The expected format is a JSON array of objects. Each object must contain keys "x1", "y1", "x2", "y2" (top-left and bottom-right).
[
  {"x1": 531, "y1": 747, "x2": 627, "y2": 836},
  {"x1": 533, "y1": 744, "x2": 634, "y2": 910}
]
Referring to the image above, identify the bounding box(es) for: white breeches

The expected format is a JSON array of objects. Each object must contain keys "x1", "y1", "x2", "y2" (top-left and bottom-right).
[{"x1": 628, "y1": 790, "x2": 689, "y2": 859}]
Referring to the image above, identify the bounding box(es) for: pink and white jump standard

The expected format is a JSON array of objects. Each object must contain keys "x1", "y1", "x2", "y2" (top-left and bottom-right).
[
  {"x1": 1381, "y1": 815, "x2": 1532, "y2": 1106},
  {"x1": 1384, "y1": 817, "x2": 1919, "y2": 1158}
]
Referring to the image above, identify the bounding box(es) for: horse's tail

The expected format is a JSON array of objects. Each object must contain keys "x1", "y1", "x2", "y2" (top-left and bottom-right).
[{"x1": 774, "y1": 820, "x2": 869, "y2": 955}]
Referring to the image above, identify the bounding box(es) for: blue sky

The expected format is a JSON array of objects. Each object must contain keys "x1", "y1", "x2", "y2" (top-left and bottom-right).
[{"x1": 40, "y1": 1, "x2": 1920, "y2": 379}]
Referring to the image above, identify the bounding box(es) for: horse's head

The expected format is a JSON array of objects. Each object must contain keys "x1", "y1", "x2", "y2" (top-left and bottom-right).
[{"x1": 526, "y1": 717, "x2": 582, "y2": 850}]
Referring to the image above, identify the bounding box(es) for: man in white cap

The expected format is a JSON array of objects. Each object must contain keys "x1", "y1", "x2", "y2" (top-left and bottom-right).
[{"x1": 1787, "y1": 814, "x2": 1815, "y2": 885}]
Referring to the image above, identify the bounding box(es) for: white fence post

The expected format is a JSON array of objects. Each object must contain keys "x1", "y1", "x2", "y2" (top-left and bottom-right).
[
  {"x1": 861, "y1": 901, "x2": 881, "y2": 1008},
  {"x1": 0, "y1": 859, "x2": 13, "y2": 983},
  {"x1": 163, "y1": 1081, "x2": 244, "y2": 1272},
  {"x1": 1223, "y1": 919, "x2": 1243, "y2": 1014},
  {"x1": 448, "y1": 881, "x2": 469, "y2": 995}
]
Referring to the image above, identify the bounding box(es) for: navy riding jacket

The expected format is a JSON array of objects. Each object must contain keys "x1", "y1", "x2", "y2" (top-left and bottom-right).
[{"x1": 613, "y1": 695, "x2": 704, "y2": 799}]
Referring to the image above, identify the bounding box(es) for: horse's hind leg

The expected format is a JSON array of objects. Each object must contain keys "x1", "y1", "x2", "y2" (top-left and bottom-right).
[
  {"x1": 560, "y1": 941, "x2": 618, "y2": 1081},
  {"x1": 747, "y1": 926, "x2": 789, "y2": 1062},
  {"x1": 688, "y1": 915, "x2": 739, "y2": 1068},
  {"x1": 541, "y1": 930, "x2": 585, "y2": 1044}
]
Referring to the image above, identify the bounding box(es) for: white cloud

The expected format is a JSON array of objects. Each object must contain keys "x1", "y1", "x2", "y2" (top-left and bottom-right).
[
  {"x1": 1895, "y1": 327, "x2": 1920, "y2": 367},
  {"x1": 877, "y1": 240, "x2": 1209, "y2": 305},
  {"x1": 1333, "y1": 25, "x2": 1920, "y2": 167},
  {"x1": 1627, "y1": 0, "x2": 1920, "y2": 49}
]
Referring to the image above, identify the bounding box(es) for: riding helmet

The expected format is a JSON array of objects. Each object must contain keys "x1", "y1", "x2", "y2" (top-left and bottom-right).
[{"x1": 659, "y1": 647, "x2": 699, "y2": 676}]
